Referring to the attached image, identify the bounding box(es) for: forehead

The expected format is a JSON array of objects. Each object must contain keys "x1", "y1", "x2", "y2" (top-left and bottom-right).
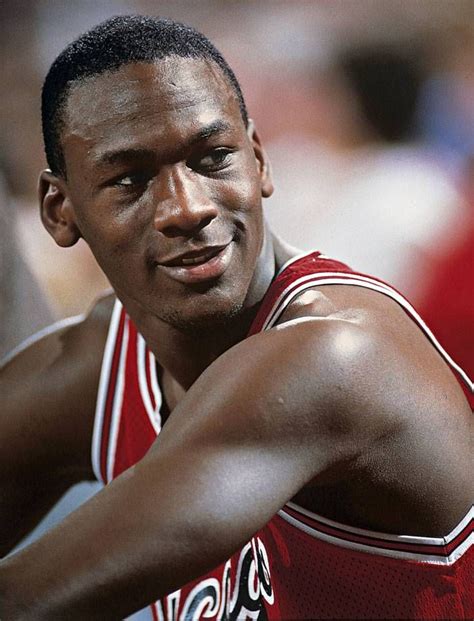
[{"x1": 62, "y1": 57, "x2": 243, "y2": 158}]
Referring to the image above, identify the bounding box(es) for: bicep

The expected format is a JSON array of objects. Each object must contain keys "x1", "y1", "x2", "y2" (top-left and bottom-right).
[
  {"x1": 142, "y1": 304, "x2": 468, "y2": 547},
  {"x1": 140, "y1": 319, "x2": 373, "y2": 553}
]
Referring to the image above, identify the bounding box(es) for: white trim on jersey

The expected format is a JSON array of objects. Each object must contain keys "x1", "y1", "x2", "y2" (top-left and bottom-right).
[
  {"x1": 263, "y1": 271, "x2": 473, "y2": 390},
  {"x1": 153, "y1": 600, "x2": 165, "y2": 621},
  {"x1": 106, "y1": 319, "x2": 130, "y2": 483},
  {"x1": 263, "y1": 272, "x2": 392, "y2": 331},
  {"x1": 276, "y1": 251, "x2": 340, "y2": 278},
  {"x1": 137, "y1": 335, "x2": 162, "y2": 434},
  {"x1": 278, "y1": 503, "x2": 473, "y2": 565},
  {"x1": 0, "y1": 314, "x2": 85, "y2": 367},
  {"x1": 446, "y1": 506, "x2": 474, "y2": 541},
  {"x1": 286, "y1": 501, "x2": 473, "y2": 545},
  {"x1": 91, "y1": 299, "x2": 123, "y2": 484},
  {"x1": 149, "y1": 352, "x2": 162, "y2": 425},
  {"x1": 276, "y1": 251, "x2": 316, "y2": 277}
]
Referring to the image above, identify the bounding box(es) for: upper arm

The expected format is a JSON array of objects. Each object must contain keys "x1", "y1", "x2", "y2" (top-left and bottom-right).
[
  {"x1": 137, "y1": 315, "x2": 395, "y2": 552},
  {"x1": 141, "y1": 288, "x2": 471, "y2": 548},
  {"x1": 0, "y1": 295, "x2": 113, "y2": 552}
]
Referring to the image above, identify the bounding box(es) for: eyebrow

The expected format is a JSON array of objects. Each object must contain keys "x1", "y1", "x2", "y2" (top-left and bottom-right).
[
  {"x1": 96, "y1": 120, "x2": 233, "y2": 167},
  {"x1": 190, "y1": 120, "x2": 233, "y2": 144},
  {"x1": 97, "y1": 148, "x2": 152, "y2": 167}
]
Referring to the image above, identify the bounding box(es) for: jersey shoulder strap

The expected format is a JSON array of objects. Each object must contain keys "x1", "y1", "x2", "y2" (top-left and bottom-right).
[{"x1": 248, "y1": 251, "x2": 473, "y2": 398}]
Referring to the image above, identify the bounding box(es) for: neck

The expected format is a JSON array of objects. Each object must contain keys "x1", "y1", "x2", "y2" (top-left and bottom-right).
[{"x1": 150, "y1": 306, "x2": 259, "y2": 390}]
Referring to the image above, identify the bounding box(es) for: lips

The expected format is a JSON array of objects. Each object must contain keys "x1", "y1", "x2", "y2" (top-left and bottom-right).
[
  {"x1": 160, "y1": 244, "x2": 228, "y2": 267},
  {"x1": 156, "y1": 242, "x2": 234, "y2": 284}
]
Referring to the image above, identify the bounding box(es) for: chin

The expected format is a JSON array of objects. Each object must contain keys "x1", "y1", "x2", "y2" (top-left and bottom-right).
[
  {"x1": 158, "y1": 272, "x2": 254, "y2": 332},
  {"x1": 160, "y1": 298, "x2": 245, "y2": 335}
]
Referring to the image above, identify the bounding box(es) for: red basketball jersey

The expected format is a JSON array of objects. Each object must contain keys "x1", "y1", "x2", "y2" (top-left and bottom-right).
[{"x1": 92, "y1": 252, "x2": 473, "y2": 620}]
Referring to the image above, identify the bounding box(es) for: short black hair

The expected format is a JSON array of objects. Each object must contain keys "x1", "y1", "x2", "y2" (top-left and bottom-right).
[{"x1": 42, "y1": 14, "x2": 248, "y2": 177}]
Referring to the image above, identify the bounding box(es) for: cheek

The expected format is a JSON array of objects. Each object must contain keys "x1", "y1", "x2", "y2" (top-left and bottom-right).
[
  {"x1": 78, "y1": 220, "x2": 126, "y2": 261},
  {"x1": 73, "y1": 193, "x2": 147, "y2": 251},
  {"x1": 73, "y1": 210, "x2": 144, "y2": 284},
  {"x1": 236, "y1": 160, "x2": 266, "y2": 221},
  {"x1": 211, "y1": 164, "x2": 262, "y2": 219},
  {"x1": 221, "y1": 179, "x2": 264, "y2": 258}
]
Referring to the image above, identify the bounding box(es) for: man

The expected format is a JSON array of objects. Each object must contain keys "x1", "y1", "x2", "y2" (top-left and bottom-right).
[{"x1": 0, "y1": 15, "x2": 472, "y2": 621}]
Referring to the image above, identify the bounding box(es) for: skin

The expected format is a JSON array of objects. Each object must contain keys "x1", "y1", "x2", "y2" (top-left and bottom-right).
[{"x1": 0, "y1": 56, "x2": 472, "y2": 620}]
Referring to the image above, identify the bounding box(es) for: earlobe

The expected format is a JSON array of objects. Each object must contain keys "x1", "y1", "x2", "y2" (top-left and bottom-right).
[
  {"x1": 38, "y1": 170, "x2": 82, "y2": 247},
  {"x1": 247, "y1": 120, "x2": 274, "y2": 199}
]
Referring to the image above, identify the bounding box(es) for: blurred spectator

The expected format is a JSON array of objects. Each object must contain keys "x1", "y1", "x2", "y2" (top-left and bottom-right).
[
  {"x1": 417, "y1": 25, "x2": 474, "y2": 169},
  {"x1": 340, "y1": 47, "x2": 421, "y2": 144},
  {"x1": 412, "y1": 26, "x2": 474, "y2": 386},
  {"x1": 0, "y1": 171, "x2": 54, "y2": 361},
  {"x1": 265, "y1": 40, "x2": 472, "y2": 392},
  {"x1": 265, "y1": 44, "x2": 466, "y2": 306}
]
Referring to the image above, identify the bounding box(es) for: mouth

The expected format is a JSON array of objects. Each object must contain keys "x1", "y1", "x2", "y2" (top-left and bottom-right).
[{"x1": 156, "y1": 242, "x2": 234, "y2": 284}]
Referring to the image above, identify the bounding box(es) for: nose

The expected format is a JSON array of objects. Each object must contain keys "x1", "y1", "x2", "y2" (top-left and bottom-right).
[{"x1": 153, "y1": 165, "x2": 218, "y2": 237}]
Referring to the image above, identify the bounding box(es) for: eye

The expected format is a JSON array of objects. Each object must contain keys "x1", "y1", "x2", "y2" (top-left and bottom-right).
[
  {"x1": 112, "y1": 171, "x2": 152, "y2": 190},
  {"x1": 191, "y1": 148, "x2": 234, "y2": 173}
]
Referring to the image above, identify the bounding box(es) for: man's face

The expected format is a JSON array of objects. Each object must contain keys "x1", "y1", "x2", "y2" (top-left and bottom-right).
[{"x1": 59, "y1": 57, "x2": 272, "y2": 329}]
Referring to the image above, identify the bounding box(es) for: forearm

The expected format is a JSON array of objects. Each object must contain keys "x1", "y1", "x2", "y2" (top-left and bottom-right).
[
  {"x1": 0, "y1": 467, "x2": 183, "y2": 619},
  {"x1": 0, "y1": 453, "x2": 266, "y2": 620}
]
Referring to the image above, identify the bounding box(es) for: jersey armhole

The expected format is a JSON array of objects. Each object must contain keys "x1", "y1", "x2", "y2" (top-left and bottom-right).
[{"x1": 265, "y1": 272, "x2": 473, "y2": 392}]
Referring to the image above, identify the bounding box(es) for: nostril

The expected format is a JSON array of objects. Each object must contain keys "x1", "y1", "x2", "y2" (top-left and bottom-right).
[
  {"x1": 159, "y1": 215, "x2": 216, "y2": 239},
  {"x1": 154, "y1": 198, "x2": 218, "y2": 236},
  {"x1": 199, "y1": 215, "x2": 215, "y2": 229}
]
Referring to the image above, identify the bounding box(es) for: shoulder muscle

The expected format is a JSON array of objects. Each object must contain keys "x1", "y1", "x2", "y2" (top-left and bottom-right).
[{"x1": 0, "y1": 293, "x2": 115, "y2": 479}]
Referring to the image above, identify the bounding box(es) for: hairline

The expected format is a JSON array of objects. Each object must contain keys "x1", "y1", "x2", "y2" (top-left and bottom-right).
[{"x1": 52, "y1": 56, "x2": 248, "y2": 180}]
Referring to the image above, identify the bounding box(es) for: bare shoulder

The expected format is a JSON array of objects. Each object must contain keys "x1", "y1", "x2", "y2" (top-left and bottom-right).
[
  {"x1": 278, "y1": 282, "x2": 470, "y2": 412},
  {"x1": 270, "y1": 283, "x2": 472, "y2": 533},
  {"x1": 0, "y1": 292, "x2": 115, "y2": 478}
]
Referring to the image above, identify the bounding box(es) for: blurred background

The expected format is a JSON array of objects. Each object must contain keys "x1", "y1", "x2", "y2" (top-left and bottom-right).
[
  {"x1": 1, "y1": 0, "x2": 473, "y2": 372},
  {"x1": 1, "y1": 3, "x2": 473, "y2": 617}
]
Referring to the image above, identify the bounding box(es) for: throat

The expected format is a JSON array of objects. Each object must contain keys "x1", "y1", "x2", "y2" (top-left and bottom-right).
[
  {"x1": 157, "y1": 364, "x2": 182, "y2": 419},
  {"x1": 154, "y1": 302, "x2": 261, "y2": 390}
]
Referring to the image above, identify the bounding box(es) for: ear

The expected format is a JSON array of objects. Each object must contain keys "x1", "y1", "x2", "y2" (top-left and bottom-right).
[
  {"x1": 247, "y1": 120, "x2": 274, "y2": 198},
  {"x1": 38, "y1": 170, "x2": 82, "y2": 247}
]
